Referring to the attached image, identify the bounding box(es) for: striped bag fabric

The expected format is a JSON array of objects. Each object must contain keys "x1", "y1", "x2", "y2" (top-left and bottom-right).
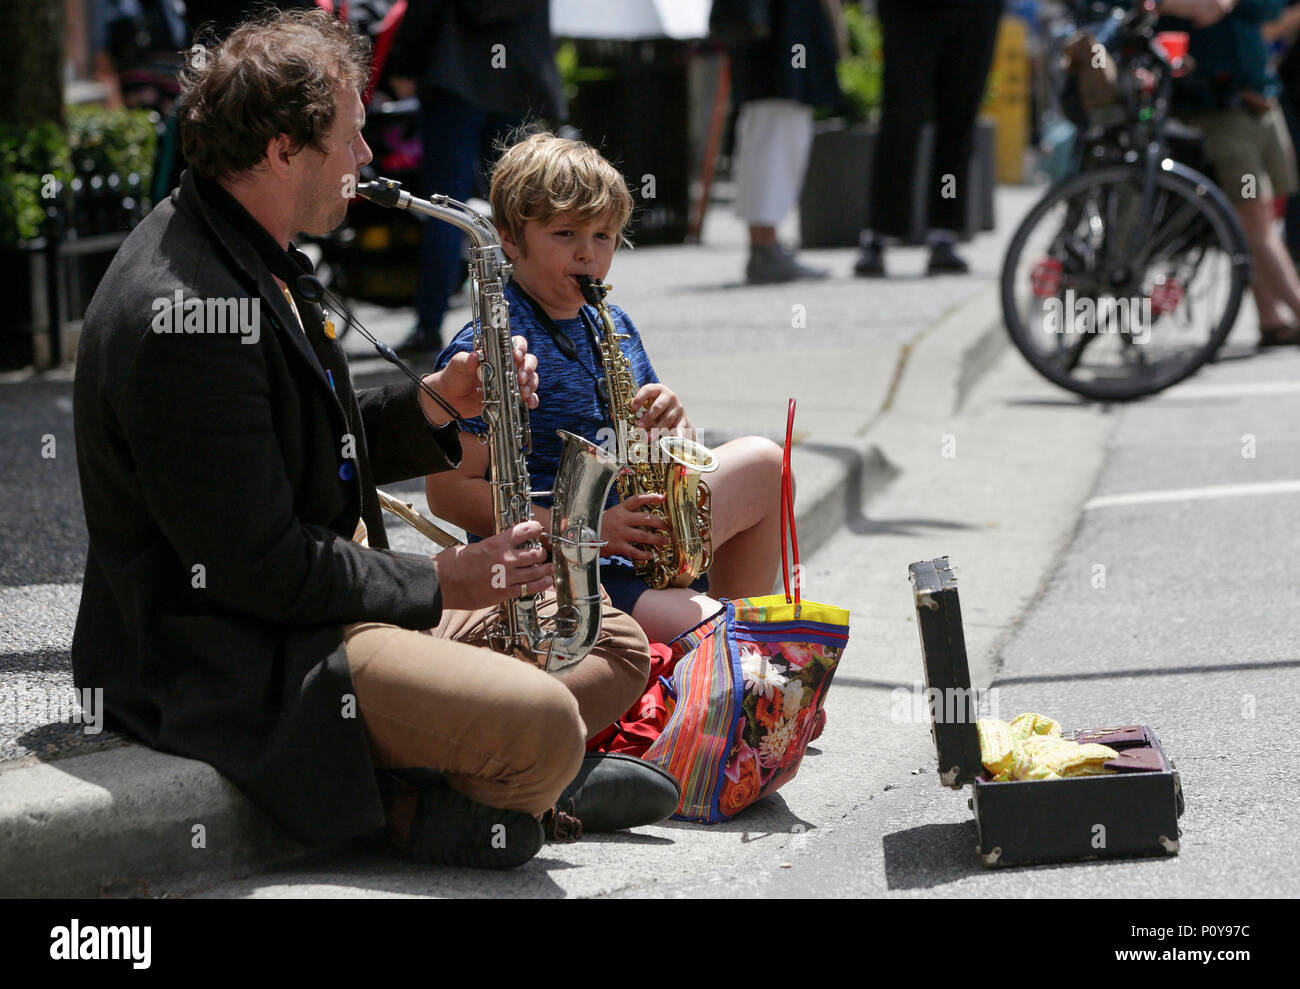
[{"x1": 642, "y1": 400, "x2": 851, "y2": 822}]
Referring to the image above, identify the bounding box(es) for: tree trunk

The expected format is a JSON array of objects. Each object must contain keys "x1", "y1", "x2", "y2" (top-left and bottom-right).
[{"x1": 0, "y1": 0, "x2": 65, "y2": 130}]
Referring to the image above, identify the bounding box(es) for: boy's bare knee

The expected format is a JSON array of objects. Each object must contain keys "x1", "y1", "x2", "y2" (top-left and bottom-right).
[{"x1": 745, "y1": 435, "x2": 787, "y2": 501}]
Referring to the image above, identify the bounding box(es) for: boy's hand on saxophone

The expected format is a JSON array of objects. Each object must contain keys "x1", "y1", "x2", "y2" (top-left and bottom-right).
[
  {"x1": 600, "y1": 493, "x2": 670, "y2": 560},
  {"x1": 631, "y1": 383, "x2": 692, "y2": 435}
]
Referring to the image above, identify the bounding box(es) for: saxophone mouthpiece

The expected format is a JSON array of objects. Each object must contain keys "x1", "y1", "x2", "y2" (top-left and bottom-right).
[
  {"x1": 356, "y1": 177, "x2": 403, "y2": 208},
  {"x1": 575, "y1": 274, "x2": 608, "y2": 306}
]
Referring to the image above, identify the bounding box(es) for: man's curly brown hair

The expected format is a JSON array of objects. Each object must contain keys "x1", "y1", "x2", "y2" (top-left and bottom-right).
[{"x1": 178, "y1": 8, "x2": 371, "y2": 181}]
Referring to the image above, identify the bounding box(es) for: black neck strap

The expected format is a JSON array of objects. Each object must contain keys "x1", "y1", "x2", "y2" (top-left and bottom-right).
[
  {"x1": 509, "y1": 281, "x2": 584, "y2": 360},
  {"x1": 508, "y1": 280, "x2": 611, "y2": 415}
]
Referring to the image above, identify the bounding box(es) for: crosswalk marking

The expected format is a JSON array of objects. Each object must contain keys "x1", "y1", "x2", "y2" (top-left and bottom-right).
[
  {"x1": 1158, "y1": 380, "x2": 1300, "y2": 400},
  {"x1": 1084, "y1": 479, "x2": 1300, "y2": 510}
]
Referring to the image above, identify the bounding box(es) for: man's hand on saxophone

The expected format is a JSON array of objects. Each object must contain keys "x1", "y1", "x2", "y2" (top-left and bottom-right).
[
  {"x1": 432, "y1": 520, "x2": 555, "y2": 610},
  {"x1": 418, "y1": 335, "x2": 539, "y2": 425}
]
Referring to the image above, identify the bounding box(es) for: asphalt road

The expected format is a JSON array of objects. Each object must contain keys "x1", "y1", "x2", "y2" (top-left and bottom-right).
[{"x1": 652, "y1": 317, "x2": 1300, "y2": 899}]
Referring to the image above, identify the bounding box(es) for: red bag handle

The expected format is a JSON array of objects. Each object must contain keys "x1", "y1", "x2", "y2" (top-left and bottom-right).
[{"x1": 780, "y1": 398, "x2": 800, "y2": 611}]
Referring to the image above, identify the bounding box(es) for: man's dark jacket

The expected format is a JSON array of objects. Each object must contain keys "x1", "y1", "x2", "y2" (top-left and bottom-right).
[{"x1": 72, "y1": 169, "x2": 462, "y2": 845}]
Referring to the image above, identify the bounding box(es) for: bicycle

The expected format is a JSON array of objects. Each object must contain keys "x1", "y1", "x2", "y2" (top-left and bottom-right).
[{"x1": 1001, "y1": 0, "x2": 1251, "y2": 401}]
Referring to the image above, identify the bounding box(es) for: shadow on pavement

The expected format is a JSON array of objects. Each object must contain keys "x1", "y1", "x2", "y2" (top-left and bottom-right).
[
  {"x1": 995, "y1": 657, "x2": 1300, "y2": 686},
  {"x1": 657, "y1": 791, "x2": 814, "y2": 839},
  {"x1": 882, "y1": 820, "x2": 983, "y2": 889}
]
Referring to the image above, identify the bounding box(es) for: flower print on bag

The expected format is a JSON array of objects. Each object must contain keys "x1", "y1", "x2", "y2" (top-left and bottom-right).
[
  {"x1": 719, "y1": 739, "x2": 762, "y2": 816},
  {"x1": 782, "y1": 641, "x2": 822, "y2": 670},
  {"x1": 724, "y1": 733, "x2": 759, "y2": 784},
  {"x1": 740, "y1": 644, "x2": 788, "y2": 699},
  {"x1": 754, "y1": 690, "x2": 783, "y2": 730},
  {"x1": 780, "y1": 708, "x2": 816, "y2": 769},
  {"x1": 758, "y1": 715, "x2": 799, "y2": 768},
  {"x1": 781, "y1": 678, "x2": 805, "y2": 720}
]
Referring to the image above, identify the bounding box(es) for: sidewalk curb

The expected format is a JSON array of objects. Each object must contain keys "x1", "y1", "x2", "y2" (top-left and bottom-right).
[
  {"x1": 0, "y1": 746, "x2": 305, "y2": 898},
  {"x1": 0, "y1": 284, "x2": 1008, "y2": 899},
  {"x1": 885, "y1": 284, "x2": 1006, "y2": 423}
]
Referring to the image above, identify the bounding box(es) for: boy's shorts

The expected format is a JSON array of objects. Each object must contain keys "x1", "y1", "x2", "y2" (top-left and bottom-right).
[
  {"x1": 1182, "y1": 104, "x2": 1299, "y2": 203},
  {"x1": 601, "y1": 556, "x2": 710, "y2": 619}
]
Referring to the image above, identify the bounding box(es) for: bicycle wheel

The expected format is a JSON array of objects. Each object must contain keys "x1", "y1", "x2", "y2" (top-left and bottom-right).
[{"x1": 1001, "y1": 162, "x2": 1248, "y2": 400}]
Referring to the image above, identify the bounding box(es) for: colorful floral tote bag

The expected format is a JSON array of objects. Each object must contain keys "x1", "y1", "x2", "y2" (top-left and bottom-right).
[{"x1": 643, "y1": 400, "x2": 851, "y2": 821}]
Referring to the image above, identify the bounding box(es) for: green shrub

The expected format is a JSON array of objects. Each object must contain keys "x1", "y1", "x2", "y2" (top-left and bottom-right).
[
  {"x1": 0, "y1": 120, "x2": 71, "y2": 245},
  {"x1": 0, "y1": 106, "x2": 156, "y2": 247},
  {"x1": 836, "y1": 4, "x2": 883, "y2": 123},
  {"x1": 66, "y1": 105, "x2": 157, "y2": 182}
]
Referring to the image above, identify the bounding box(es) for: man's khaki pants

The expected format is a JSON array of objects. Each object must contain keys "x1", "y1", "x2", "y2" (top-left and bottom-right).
[{"x1": 344, "y1": 593, "x2": 650, "y2": 817}]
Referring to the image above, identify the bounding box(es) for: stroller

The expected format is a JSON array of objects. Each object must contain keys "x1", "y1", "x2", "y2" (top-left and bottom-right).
[{"x1": 301, "y1": 0, "x2": 427, "y2": 340}]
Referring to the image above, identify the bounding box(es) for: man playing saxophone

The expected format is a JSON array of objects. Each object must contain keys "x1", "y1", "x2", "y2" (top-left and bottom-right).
[
  {"x1": 430, "y1": 132, "x2": 789, "y2": 647},
  {"x1": 71, "y1": 10, "x2": 676, "y2": 873}
]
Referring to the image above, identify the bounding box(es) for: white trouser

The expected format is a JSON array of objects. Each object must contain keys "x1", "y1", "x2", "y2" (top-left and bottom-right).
[{"x1": 733, "y1": 99, "x2": 814, "y2": 227}]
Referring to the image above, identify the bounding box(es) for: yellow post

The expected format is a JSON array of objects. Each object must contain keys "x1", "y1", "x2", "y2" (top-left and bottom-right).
[{"x1": 985, "y1": 15, "x2": 1030, "y2": 184}]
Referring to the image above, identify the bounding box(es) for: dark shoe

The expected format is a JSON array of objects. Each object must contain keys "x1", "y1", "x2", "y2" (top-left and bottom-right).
[
  {"x1": 378, "y1": 770, "x2": 544, "y2": 870},
  {"x1": 746, "y1": 244, "x2": 829, "y2": 284},
  {"x1": 1258, "y1": 324, "x2": 1300, "y2": 348},
  {"x1": 853, "y1": 238, "x2": 886, "y2": 277},
  {"x1": 927, "y1": 241, "x2": 970, "y2": 275},
  {"x1": 554, "y1": 753, "x2": 680, "y2": 833}
]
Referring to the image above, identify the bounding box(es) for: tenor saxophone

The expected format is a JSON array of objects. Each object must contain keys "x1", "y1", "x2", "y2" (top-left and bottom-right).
[
  {"x1": 358, "y1": 178, "x2": 621, "y2": 673},
  {"x1": 578, "y1": 276, "x2": 719, "y2": 590}
]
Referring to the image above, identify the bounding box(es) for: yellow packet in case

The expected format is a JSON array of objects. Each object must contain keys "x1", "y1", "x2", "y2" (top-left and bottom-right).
[
  {"x1": 1061, "y1": 763, "x2": 1116, "y2": 777},
  {"x1": 1010, "y1": 712, "x2": 1062, "y2": 740},
  {"x1": 978, "y1": 719, "x2": 1033, "y2": 780},
  {"x1": 1023, "y1": 765, "x2": 1062, "y2": 781},
  {"x1": 977, "y1": 719, "x2": 1012, "y2": 773},
  {"x1": 1056, "y1": 742, "x2": 1118, "y2": 776}
]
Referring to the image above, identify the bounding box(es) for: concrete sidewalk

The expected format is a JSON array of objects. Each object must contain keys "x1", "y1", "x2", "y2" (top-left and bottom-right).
[{"x1": 0, "y1": 184, "x2": 1037, "y2": 897}]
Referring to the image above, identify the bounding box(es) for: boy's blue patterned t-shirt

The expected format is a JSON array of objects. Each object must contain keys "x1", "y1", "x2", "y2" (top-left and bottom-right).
[{"x1": 433, "y1": 279, "x2": 660, "y2": 514}]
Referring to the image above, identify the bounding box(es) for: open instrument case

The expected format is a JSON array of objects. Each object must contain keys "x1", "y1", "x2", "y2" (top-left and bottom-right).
[{"x1": 907, "y1": 557, "x2": 1185, "y2": 867}]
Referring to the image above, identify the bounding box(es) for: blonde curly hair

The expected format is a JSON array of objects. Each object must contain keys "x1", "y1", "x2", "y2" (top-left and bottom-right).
[{"x1": 489, "y1": 130, "x2": 635, "y2": 254}]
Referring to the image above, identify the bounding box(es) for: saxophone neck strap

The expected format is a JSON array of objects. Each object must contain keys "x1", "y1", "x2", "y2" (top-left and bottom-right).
[{"x1": 508, "y1": 280, "x2": 611, "y2": 413}]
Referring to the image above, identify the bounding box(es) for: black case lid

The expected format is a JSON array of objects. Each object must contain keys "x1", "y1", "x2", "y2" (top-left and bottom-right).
[{"x1": 908, "y1": 557, "x2": 983, "y2": 788}]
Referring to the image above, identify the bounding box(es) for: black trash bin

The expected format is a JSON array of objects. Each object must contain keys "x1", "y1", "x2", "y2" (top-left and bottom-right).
[{"x1": 565, "y1": 39, "x2": 692, "y2": 246}]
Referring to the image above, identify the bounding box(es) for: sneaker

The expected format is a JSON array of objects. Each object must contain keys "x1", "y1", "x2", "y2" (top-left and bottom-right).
[
  {"x1": 746, "y1": 243, "x2": 829, "y2": 284},
  {"x1": 378, "y1": 770, "x2": 545, "y2": 870},
  {"x1": 927, "y1": 241, "x2": 970, "y2": 275},
  {"x1": 853, "y1": 238, "x2": 886, "y2": 277}
]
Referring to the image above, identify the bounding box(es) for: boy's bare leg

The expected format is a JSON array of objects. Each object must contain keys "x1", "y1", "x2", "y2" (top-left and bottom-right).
[
  {"x1": 632, "y1": 589, "x2": 721, "y2": 645},
  {"x1": 700, "y1": 436, "x2": 786, "y2": 599}
]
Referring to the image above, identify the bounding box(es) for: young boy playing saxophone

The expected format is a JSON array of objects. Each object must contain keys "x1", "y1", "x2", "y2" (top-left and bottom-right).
[{"x1": 428, "y1": 131, "x2": 787, "y2": 645}]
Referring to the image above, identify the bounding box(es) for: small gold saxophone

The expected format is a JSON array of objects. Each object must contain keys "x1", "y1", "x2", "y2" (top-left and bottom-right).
[{"x1": 578, "y1": 276, "x2": 718, "y2": 590}]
